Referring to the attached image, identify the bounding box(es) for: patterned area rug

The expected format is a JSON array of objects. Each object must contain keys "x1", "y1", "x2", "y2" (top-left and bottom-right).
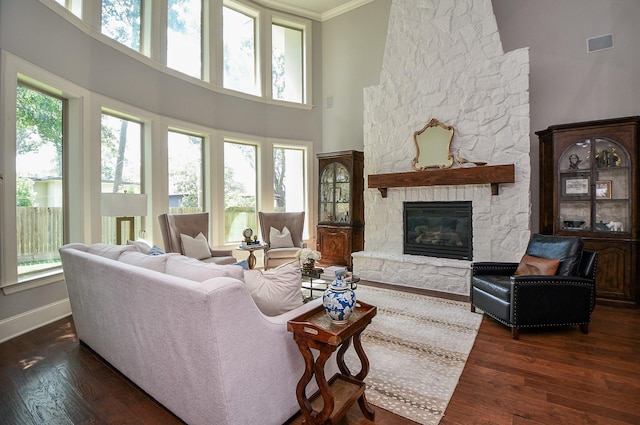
[{"x1": 344, "y1": 285, "x2": 482, "y2": 424}]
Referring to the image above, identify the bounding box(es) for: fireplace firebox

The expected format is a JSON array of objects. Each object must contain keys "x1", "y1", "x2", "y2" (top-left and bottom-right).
[{"x1": 403, "y1": 201, "x2": 472, "y2": 260}]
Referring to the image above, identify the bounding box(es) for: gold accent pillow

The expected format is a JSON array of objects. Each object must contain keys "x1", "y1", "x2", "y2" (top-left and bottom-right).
[{"x1": 514, "y1": 254, "x2": 560, "y2": 276}]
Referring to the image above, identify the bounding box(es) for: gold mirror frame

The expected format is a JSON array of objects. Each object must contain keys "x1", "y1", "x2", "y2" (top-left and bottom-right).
[{"x1": 412, "y1": 118, "x2": 454, "y2": 170}]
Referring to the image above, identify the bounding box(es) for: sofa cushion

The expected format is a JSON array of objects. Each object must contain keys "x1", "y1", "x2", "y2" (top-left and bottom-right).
[
  {"x1": 471, "y1": 275, "x2": 511, "y2": 302},
  {"x1": 180, "y1": 232, "x2": 212, "y2": 260},
  {"x1": 243, "y1": 261, "x2": 303, "y2": 316},
  {"x1": 514, "y1": 254, "x2": 561, "y2": 276},
  {"x1": 87, "y1": 243, "x2": 137, "y2": 260},
  {"x1": 119, "y1": 251, "x2": 175, "y2": 273},
  {"x1": 525, "y1": 234, "x2": 583, "y2": 276},
  {"x1": 270, "y1": 226, "x2": 294, "y2": 248},
  {"x1": 165, "y1": 255, "x2": 244, "y2": 282}
]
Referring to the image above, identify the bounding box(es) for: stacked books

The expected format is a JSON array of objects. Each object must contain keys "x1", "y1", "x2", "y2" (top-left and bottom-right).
[{"x1": 320, "y1": 265, "x2": 348, "y2": 281}]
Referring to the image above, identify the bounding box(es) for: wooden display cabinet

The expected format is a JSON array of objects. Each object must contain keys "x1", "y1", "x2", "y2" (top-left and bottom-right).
[
  {"x1": 317, "y1": 151, "x2": 364, "y2": 269},
  {"x1": 537, "y1": 116, "x2": 640, "y2": 306}
]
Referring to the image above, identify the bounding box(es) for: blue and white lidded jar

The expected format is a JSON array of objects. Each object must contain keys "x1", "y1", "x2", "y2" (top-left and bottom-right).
[{"x1": 322, "y1": 270, "x2": 357, "y2": 324}]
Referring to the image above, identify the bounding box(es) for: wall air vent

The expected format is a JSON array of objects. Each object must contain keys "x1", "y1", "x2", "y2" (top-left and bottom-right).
[{"x1": 587, "y1": 34, "x2": 614, "y2": 53}]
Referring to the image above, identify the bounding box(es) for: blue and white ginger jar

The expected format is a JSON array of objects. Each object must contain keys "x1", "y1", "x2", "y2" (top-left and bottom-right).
[{"x1": 322, "y1": 273, "x2": 357, "y2": 324}]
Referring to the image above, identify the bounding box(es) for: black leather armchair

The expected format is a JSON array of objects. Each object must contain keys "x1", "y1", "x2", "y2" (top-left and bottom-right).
[{"x1": 470, "y1": 234, "x2": 597, "y2": 339}]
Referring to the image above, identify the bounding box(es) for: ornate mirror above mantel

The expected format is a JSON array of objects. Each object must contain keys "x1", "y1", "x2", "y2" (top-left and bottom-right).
[{"x1": 412, "y1": 118, "x2": 455, "y2": 170}]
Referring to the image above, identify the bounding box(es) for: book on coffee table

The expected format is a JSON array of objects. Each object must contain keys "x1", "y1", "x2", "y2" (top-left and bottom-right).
[{"x1": 320, "y1": 265, "x2": 348, "y2": 281}]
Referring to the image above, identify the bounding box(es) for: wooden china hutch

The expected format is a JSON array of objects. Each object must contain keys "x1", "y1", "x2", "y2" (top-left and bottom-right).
[
  {"x1": 537, "y1": 116, "x2": 640, "y2": 306},
  {"x1": 316, "y1": 151, "x2": 364, "y2": 269}
]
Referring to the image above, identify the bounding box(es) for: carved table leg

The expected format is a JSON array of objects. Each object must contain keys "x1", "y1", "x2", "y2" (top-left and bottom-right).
[
  {"x1": 336, "y1": 328, "x2": 375, "y2": 420},
  {"x1": 294, "y1": 337, "x2": 335, "y2": 425}
]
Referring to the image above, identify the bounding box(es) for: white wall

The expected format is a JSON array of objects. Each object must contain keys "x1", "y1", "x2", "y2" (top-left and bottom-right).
[{"x1": 321, "y1": 0, "x2": 392, "y2": 152}]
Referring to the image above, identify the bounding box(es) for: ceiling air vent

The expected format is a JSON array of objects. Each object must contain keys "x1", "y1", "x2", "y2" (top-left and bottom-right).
[{"x1": 587, "y1": 34, "x2": 614, "y2": 53}]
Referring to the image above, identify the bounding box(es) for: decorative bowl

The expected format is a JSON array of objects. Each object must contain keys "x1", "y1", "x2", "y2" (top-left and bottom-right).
[{"x1": 563, "y1": 220, "x2": 585, "y2": 229}]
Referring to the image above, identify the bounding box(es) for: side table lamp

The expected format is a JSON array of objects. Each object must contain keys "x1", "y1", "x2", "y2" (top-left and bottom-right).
[{"x1": 101, "y1": 192, "x2": 148, "y2": 245}]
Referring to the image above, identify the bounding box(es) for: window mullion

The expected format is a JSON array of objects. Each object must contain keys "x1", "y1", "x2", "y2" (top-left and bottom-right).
[
  {"x1": 261, "y1": 10, "x2": 273, "y2": 99},
  {"x1": 205, "y1": 0, "x2": 224, "y2": 85}
]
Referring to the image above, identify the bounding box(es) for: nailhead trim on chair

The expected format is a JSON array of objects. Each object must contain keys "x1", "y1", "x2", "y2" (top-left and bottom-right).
[{"x1": 512, "y1": 280, "x2": 595, "y2": 328}]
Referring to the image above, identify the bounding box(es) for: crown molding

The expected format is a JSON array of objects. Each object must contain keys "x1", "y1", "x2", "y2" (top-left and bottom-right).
[{"x1": 254, "y1": 0, "x2": 374, "y2": 21}]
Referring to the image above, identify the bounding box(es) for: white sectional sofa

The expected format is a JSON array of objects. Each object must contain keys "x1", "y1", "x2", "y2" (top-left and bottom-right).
[{"x1": 59, "y1": 243, "x2": 335, "y2": 425}]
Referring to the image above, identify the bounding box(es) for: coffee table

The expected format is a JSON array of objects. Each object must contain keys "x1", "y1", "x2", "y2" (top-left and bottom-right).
[
  {"x1": 301, "y1": 269, "x2": 360, "y2": 300},
  {"x1": 287, "y1": 301, "x2": 377, "y2": 425}
]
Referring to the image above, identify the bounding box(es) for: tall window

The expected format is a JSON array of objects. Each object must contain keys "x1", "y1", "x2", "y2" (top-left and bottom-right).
[
  {"x1": 101, "y1": 0, "x2": 141, "y2": 51},
  {"x1": 100, "y1": 113, "x2": 142, "y2": 243},
  {"x1": 167, "y1": 0, "x2": 202, "y2": 78},
  {"x1": 224, "y1": 142, "x2": 257, "y2": 243},
  {"x1": 223, "y1": 6, "x2": 257, "y2": 95},
  {"x1": 15, "y1": 84, "x2": 64, "y2": 279},
  {"x1": 272, "y1": 23, "x2": 303, "y2": 103},
  {"x1": 168, "y1": 130, "x2": 203, "y2": 213},
  {"x1": 274, "y1": 147, "x2": 305, "y2": 212}
]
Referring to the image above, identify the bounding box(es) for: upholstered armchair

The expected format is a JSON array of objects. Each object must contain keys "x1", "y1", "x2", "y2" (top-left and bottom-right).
[
  {"x1": 157, "y1": 212, "x2": 237, "y2": 265},
  {"x1": 470, "y1": 234, "x2": 597, "y2": 339},
  {"x1": 258, "y1": 211, "x2": 305, "y2": 270}
]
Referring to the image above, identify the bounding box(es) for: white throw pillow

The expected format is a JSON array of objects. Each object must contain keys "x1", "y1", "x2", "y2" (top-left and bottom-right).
[
  {"x1": 243, "y1": 261, "x2": 303, "y2": 316},
  {"x1": 119, "y1": 251, "x2": 174, "y2": 273},
  {"x1": 269, "y1": 226, "x2": 294, "y2": 248},
  {"x1": 165, "y1": 255, "x2": 244, "y2": 282},
  {"x1": 180, "y1": 232, "x2": 212, "y2": 260},
  {"x1": 127, "y1": 239, "x2": 152, "y2": 254}
]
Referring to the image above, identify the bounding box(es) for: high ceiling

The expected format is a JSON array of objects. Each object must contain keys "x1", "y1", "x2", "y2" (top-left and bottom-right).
[{"x1": 253, "y1": 0, "x2": 374, "y2": 21}]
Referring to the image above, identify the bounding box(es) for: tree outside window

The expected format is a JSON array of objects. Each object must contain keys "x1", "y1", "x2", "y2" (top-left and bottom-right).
[
  {"x1": 15, "y1": 84, "x2": 64, "y2": 277},
  {"x1": 274, "y1": 147, "x2": 304, "y2": 212},
  {"x1": 223, "y1": 7, "x2": 256, "y2": 95},
  {"x1": 272, "y1": 23, "x2": 303, "y2": 103},
  {"x1": 102, "y1": 0, "x2": 141, "y2": 51},
  {"x1": 168, "y1": 131, "x2": 203, "y2": 213},
  {"x1": 224, "y1": 142, "x2": 257, "y2": 243},
  {"x1": 167, "y1": 0, "x2": 202, "y2": 78},
  {"x1": 100, "y1": 113, "x2": 142, "y2": 243}
]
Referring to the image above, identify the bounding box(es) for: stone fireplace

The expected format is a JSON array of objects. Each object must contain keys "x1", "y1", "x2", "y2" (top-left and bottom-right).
[{"x1": 352, "y1": 0, "x2": 532, "y2": 296}]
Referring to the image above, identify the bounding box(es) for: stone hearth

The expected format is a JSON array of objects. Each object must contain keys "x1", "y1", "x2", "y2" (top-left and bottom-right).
[{"x1": 352, "y1": 0, "x2": 532, "y2": 296}]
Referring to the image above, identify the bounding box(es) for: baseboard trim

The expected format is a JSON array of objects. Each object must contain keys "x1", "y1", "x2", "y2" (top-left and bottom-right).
[{"x1": 0, "y1": 298, "x2": 72, "y2": 343}]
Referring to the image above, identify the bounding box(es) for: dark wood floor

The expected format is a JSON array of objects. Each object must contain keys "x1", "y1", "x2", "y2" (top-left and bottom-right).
[{"x1": 1, "y1": 298, "x2": 638, "y2": 425}]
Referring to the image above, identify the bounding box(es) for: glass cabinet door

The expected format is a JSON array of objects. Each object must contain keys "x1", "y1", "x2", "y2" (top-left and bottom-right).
[
  {"x1": 319, "y1": 162, "x2": 350, "y2": 223},
  {"x1": 558, "y1": 137, "x2": 630, "y2": 233}
]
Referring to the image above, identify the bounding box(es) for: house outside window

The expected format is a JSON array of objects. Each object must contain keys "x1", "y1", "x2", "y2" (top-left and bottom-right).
[
  {"x1": 168, "y1": 130, "x2": 203, "y2": 213},
  {"x1": 223, "y1": 141, "x2": 257, "y2": 243},
  {"x1": 15, "y1": 84, "x2": 64, "y2": 279},
  {"x1": 100, "y1": 113, "x2": 143, "y2": 244},
  {"x1": 167, "y1": 0, "x2": 202, "y2": 78}
]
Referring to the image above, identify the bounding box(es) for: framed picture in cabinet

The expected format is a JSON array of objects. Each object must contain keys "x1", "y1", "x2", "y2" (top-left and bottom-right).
[
  {"x1": 562, "y1": 176, "x2": 589, "y2": 196},
  {"x1": 595, "y1": 180, "x2": 612, "y2": 199}
]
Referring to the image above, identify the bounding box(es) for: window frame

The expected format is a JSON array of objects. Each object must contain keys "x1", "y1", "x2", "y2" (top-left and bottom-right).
[
  {"x1": 271, "y1": 18, "x2": 306, "y2": 104},
  {"x1": 0, "y1": 51, "x2": 89, "y2": 294},
  {"x1": 222, "y1": 1, "x2": 260, "y2": 96}
]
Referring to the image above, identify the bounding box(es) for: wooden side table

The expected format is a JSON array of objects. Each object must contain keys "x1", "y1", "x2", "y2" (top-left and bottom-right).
[{"x1": 287, "y1": 301, "x2": 376, "y2": 424}]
